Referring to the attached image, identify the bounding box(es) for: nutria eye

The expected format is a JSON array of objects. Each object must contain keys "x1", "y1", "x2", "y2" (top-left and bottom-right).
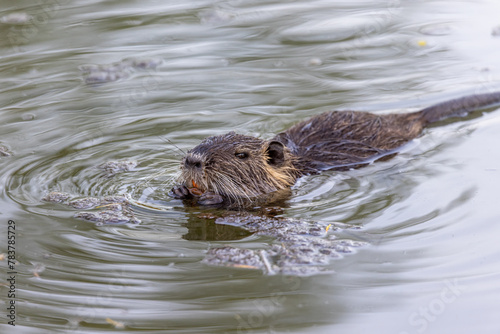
[{"x1": 235, "y1": 152, "x2": 248, "y2": 159}]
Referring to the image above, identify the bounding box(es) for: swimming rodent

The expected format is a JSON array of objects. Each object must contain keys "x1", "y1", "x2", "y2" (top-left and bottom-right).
[{"x1": 169, "y1": 91, "x2": 500, "y2": 206}]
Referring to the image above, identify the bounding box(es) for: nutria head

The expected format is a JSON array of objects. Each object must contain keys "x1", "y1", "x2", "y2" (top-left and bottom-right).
[{"x1": 177, "y1": 132, "x2": 300, "y2": 202}]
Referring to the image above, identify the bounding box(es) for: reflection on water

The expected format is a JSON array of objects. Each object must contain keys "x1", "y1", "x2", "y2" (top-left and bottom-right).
[
  {"x1": 1, "y1": 0, "x2": 500, "y2": 332},
  {"x1": 182, "y1": 214, "x2": 253, "y2": 241}
]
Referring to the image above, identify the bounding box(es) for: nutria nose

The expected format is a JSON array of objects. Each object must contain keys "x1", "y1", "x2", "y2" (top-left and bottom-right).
[{"x1": 184, "y1": 155, "x2": 203, "y2": 169}]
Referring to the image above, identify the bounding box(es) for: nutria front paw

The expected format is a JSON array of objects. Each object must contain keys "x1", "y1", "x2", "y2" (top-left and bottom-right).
[
  {"x1": 198, "y1": 192, "x2": 224, "y2": 205},
  {"x1": 168, "y1": 184, "x2": 191, "y2": 199}
]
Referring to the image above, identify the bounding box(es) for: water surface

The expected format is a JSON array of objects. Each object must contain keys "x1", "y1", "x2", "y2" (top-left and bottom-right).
[{"x1": 1, "y1": 0, "x2": 500, "y2": 333}]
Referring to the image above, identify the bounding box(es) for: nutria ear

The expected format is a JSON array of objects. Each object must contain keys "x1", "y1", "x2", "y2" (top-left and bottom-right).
[{"x1": 266, "y1": 141, "x2": 285, "y2": 167}]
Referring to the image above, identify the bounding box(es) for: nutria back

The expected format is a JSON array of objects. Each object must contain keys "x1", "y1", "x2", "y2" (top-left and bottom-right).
[
  {"x1": 170, "y1": 91, "x2": 500, "y2": 205},
  {"x1": 274, "y1": 110, "x2": 425, "y2": 173}
]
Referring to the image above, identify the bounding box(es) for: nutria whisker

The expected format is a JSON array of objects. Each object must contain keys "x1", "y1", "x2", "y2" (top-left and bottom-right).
[
  {"x1": 137, "y1": 165, "x2": 179, "y2": 190},
  {"x1": 211, "y1": 170, "x2": 254, "y2": 202},
  {"x1": 161, "y1": 170, "x2": 181, "y2": 187},
  {"x1": 208, "y1": 171, "x2": 241, "y2": 200},
  {"x1": 157, "y1": 136, "x2": 186, "y2": 156},
  {"x1": 211, "y1": 176, "x2": 245, "y2": 206}
]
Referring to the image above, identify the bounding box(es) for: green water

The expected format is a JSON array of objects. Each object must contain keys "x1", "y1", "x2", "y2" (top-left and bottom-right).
[{"x1": 1, "y1": 0, "x2": 500, "y2": 333}]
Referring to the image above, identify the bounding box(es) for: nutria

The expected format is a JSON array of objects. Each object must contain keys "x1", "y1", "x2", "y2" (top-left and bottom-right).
[{"x1": 169, "y1": 91, "x2": 500, "y2": 205}]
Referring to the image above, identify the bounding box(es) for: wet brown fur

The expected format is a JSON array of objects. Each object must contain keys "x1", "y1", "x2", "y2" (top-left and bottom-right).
[
  {"x1": 175, "y1": 92, "x2": 500, "y2": 202},
  {"x1": 274, "y1": 110, "x2": 426, "y2": 173}
]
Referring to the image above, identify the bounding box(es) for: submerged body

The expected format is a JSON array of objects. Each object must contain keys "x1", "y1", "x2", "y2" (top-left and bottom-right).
[{"x1": 170, "y1": 91, "x2": 500, "y2": 205}]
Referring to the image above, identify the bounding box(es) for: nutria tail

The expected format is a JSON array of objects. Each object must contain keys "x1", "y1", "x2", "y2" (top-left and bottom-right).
[{"x1": 419, "y1": 91, "x2": 500, "y2": 124}]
